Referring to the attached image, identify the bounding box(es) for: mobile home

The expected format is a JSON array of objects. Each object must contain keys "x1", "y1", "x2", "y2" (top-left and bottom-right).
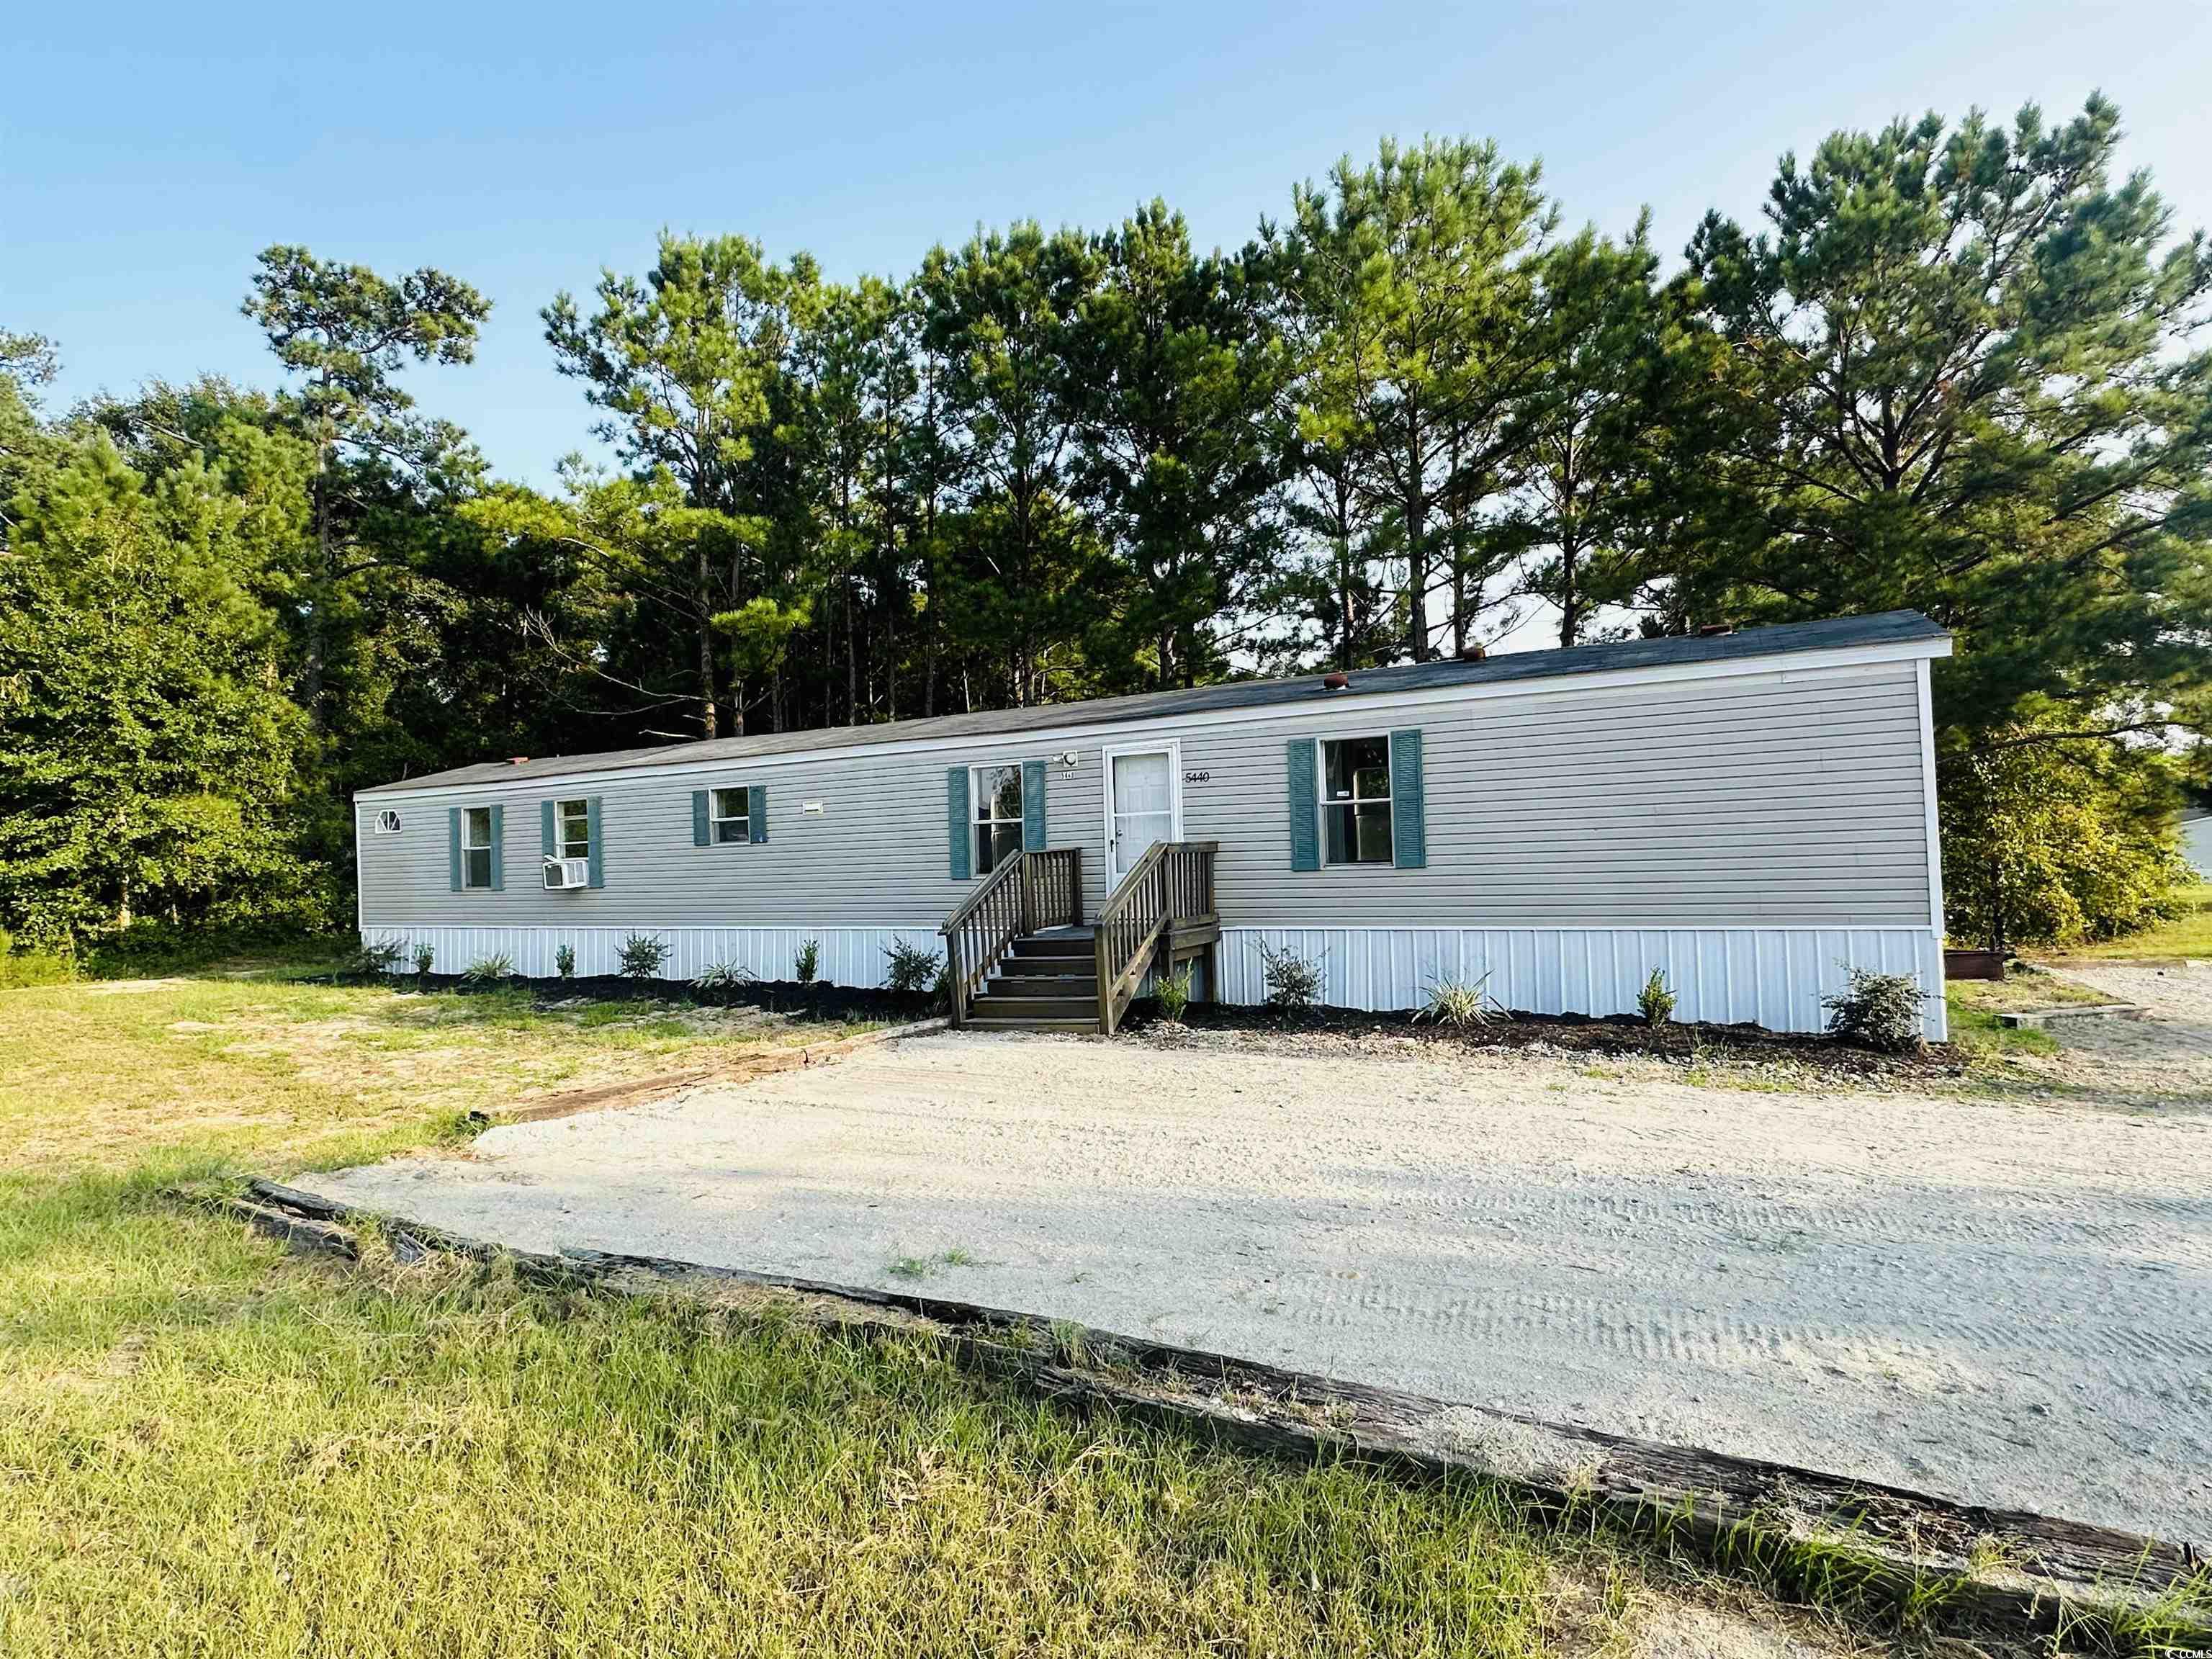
[{"x1": 354, "y1": 609, "x2": 1953, "y2": 1040}]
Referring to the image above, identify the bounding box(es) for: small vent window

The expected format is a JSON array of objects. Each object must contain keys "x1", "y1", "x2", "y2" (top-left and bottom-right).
[{"x1": 374, "y1": 809, "x2": 402, "y2": 835}]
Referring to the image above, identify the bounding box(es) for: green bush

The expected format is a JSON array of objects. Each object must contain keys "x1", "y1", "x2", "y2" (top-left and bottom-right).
[
  {"x1": 1822, "y1": 967, "x2": 1928, "y2": 1052},
  {"x1": 554, "y1": 943, "x2": 576, "y2": 980},
  {"x1": 1637, "y1": 968, "x2": 1676, "y2": 1026},
  {"x1": 795, "y1": 938, "x2": 820, "y2": 985},
  {"x1": 883, "y1": 938, "x2": 943, "y2": 997},
  {"x1": 1942, "y1": 729, "x2": 2196, "y2": 949},
  {"x1": 1256, "y1": 941, "x2": 1324, "y2": 1012},
  {"x1": 0, "y1": 928, "x2": 74, "y2": 988},
  {"x1": 616, "y1": 933, "x2": 671, "y2": 981},
  {"x1": 413, "y1": 942, "x2": 436, "y2": 977},
  {"x1": 346, "y1": 935, "x2": 409, "y2": 977},
  {"x1": 1155, "y1": 965, "x2": 1193, "y2": 1022}
]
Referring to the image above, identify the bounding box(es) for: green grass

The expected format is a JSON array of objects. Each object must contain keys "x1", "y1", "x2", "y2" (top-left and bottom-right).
[
  {"x1": 0, "y1": 959, "x2": 1640, "y2": 1658},
  {"x1": 1945, "y1": 987, "x2": 2061, "y2": 1061},
  {"x1": 2051, "y1": 883, "x2": 2212, "y2": 960}
]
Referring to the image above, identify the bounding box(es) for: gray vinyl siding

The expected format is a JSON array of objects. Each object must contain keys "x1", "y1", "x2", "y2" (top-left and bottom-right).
[
  {"x1": 357, "y1": 660, "x2": 1930, "y2": 934},
  {"x1": 1180, "y1": 664, "x2": 1930, "y2": 927}
]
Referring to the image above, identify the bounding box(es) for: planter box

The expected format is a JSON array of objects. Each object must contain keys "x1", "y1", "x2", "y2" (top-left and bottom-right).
[{"x1": 1943, "y1": 948, "x2": 2007, "y2": 981}]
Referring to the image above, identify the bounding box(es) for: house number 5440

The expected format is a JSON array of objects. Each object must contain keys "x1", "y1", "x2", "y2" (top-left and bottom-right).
[{"x1": 1182, "y1": 770, "x2": 1210, "y2": 783}]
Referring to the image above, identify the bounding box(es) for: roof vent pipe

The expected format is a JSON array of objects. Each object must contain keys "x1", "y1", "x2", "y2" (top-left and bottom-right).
[
  {"x1": 1696, "y1": 623, "x2": 1734, "y2": 637},
  {"x1": 507, "y1": 756, "x2": 531, "y2": 765},
  {"x1": 1321, "y1": 672, "x2": 1349, "y2": 691}
]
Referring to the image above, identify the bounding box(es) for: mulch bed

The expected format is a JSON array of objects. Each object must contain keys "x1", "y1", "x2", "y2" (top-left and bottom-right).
[
  {"x1": 1126, "y1": 1000, "x2": 1966, "y2": 1082},
  {"x1": 337, "y1": 971, "x2": 939, "y2": 1027}
]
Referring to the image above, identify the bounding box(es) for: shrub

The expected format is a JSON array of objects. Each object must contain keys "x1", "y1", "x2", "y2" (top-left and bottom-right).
[
  {"x1": 554, "y1": 943, "x2": 576, "y2": 980},
  {"x1": 883, "y1": 938, "x2": 943, "y2": 997},
  {"x1": 616, "y1": 932, "x2": 671, "y2": 981},
  {"x1": 413, "y1": 942, "x2": 436, "y2": 977},
  {"x1": 694, "y1": 960, "x2": 756, "y2": 996},
  {"x1": 795, "y1": 938, "x2": 820, "y2": 985},
  {"x1": 1637, "y1": 968, "x2": 1676, "y2": 1026},
  {"x1": 1155, "y1": 965, "x2": 1193, "y2": 1022},
  {"x1": 0, "y1": 928, "x2": 73, "y2": 989},
  {"x1": 346, "y1": 935, "x2": 408, "y2": 977},
  {"x1": 1415, "y1": 973, "x2": 1501, "y2": 1028},
  {"x1": 460, "y1": 952, "x2": 516, "y2": 986},
  {"x1": 1256, "y1": 940, "x2": 1324, "y2": 1012},
  {"x1": 1822, "y1": 967, "x2": 1928, "y2": 1052}
]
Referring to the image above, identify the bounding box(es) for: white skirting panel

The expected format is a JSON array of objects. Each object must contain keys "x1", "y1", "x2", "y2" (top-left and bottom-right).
[
  {"x1": 1216, "y1": 925, "x2": 1947, "y2": 1042},
  {"x1": 359, "y1": 925, "x2": 943, "y2": 990}
]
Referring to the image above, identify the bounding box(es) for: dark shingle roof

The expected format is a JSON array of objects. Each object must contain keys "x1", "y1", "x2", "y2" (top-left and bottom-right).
[{"x1": 360, "y1": 609, "x2": 1947, "y2": 796}]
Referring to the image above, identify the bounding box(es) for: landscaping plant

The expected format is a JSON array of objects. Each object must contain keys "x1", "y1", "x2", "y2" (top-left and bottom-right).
[
  {"x1": 1256, "y1": 940, "x2": 1324, "y2": 1013},
  {"x1": 346, "y1": 935, "x2": 407, "y2": 978},
  {"x1": 796, "y1": 938, "x2": 820, "y2": 984},
  {"x1": 554, "y1": 943, "x2": 576, "y2": 979},
  {"x1": 616, "y1": 932, "x2": 672, "y2": 981},
  {"x1": 1155, "y1": 965, "x2": 1193, "y2": 1022},
  {"x1": 1637, "y1": 968, "x2": 1676, "y2": 1027},
  {"x1": 1416, "y1": 973, "x2": 1500, "y2": 1028},
  {"x1": 883, "y1": 938, "x2": 944, "y2": 997},
  {"x1": 459, "y1": 951, "x2": 516, "y2": 987},
  {"x1": 694, "y1": 959, "x2": 755, "y2": 997},
  {"x1": 413, "y1": 941, "x2": 436, "y2": 977},
  {"x1": 1822, "y1": 967, "x2": 1928, "y2": 1053}
]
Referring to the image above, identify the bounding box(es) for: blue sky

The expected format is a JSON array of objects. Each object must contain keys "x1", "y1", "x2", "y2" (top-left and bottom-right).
[{"x1": 9, "y1": 0, "x2": 2211, "y2": 492}]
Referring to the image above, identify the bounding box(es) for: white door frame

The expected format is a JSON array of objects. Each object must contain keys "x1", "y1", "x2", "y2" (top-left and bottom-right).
[{"x1": 1100, "y1": 739, "x2": 1183, "y2": 891}]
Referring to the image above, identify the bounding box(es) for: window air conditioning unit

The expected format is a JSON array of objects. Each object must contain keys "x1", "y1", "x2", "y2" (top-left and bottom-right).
[{"x1": 542, "y1": 858, "x2": 590, "y2": 891}]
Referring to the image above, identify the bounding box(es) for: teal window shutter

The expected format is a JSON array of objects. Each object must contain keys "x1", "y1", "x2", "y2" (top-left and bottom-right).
[
  {"x1": 488, "y1": 804, "x2": 505, "y2": 891},
  {"x1": 749, "y1": 785, "x2": 767, "y2": 843},
  {"x1": 1390, "y1": 729, "x2": 1427, "y2": 869},
  {"x1": 691, "y1": 791, "x2": 709, "y2": 848},
  {"x1": 541, "y1": 800, "x2": 556, "y2": 858},
  {"x1": 1286, "y1": 740, "x2": 1319, "y2": 872},
  {"x1": 1021, "y1": 759, "x2": 1047, "y2": 851},
  {"x1": 585, "y1": 797, "x2": 603, "y2": 888},
  {"x1": 946, "y1": 767, "x2": 971, "y2": 880},
  {"x1": 448, "y1": 807, "x2": 462, "y2": 891}
]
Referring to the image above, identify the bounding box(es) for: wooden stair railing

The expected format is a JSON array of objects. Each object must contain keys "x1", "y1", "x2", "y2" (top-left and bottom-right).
[
  {"x1": 1093, "y1": 842, "x2": 1218, "y2": 1036},
  {"x1": 941, "y1": 848, "x2": 1084, "y2": 1027}
]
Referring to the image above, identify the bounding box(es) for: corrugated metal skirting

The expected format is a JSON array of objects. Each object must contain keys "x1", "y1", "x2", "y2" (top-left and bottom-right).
[
  {"x1": 361, "y1": 925, "x2": 943, "y2": 990},
  {"x1": 1215, "y1": 925, "x2": 1947, "y2": 1041},
  {"x1": 362, "y1": 922, "x2": 1946, "y2": 1040}
]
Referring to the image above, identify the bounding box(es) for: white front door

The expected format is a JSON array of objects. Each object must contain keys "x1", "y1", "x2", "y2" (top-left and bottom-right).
[{"x1": 1104, "y1": 744, "x2": 1180, "y2": 891}]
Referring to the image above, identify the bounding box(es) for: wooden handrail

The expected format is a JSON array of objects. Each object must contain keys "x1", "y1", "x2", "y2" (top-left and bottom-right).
[
  {"x1": 1093, "y1": 841, "x2": 1218, "y2": 1035},
  {"x1": 940, "y1": 847, "x2": 1084, "y2": 1027}
]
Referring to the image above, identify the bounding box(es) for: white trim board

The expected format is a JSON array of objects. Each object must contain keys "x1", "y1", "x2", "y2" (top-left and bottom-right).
[
  {"x1": 358, "y1": 637, "x2": 1952, "y2": 806},
  {"x1": 1915, "y1": 657, "x2": 1946, "y2": 935}
]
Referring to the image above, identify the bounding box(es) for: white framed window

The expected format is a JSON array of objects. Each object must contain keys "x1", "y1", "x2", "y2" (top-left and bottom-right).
[
  {"x1": 555, "y1": 799, "x2": 592, "y2": 862},
  {"x1": 373, "y1": 809, "x2": 402, "y2": 835},
  {"x1": 971, "y1": 762, "x2": 1024, "y2": 876},
  {"x1": 462, "y1": 806, "x2": 495, "y2": 889},
  {"x1": 1318, "y1": 735, "x2": 1393, "y2": 866},
  {"x1": 710, "y1": 787, "x2": 750, "y2": 844}
]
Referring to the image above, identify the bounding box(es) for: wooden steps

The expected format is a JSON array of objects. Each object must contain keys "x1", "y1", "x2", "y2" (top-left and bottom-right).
[{"x1": 966, "y1": 926, "x2": 1101, "y2": 1033}]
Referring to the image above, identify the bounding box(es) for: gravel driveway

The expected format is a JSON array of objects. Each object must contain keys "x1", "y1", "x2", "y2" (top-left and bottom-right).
[{"x1": 320, "y1": 1015, "x2": 2212, "y2": 1545}]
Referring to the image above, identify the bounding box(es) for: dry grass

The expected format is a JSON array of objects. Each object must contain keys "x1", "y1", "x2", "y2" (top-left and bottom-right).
[{"x1": 0, "y1": 968, "x2": 866, "y2": 1176}]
